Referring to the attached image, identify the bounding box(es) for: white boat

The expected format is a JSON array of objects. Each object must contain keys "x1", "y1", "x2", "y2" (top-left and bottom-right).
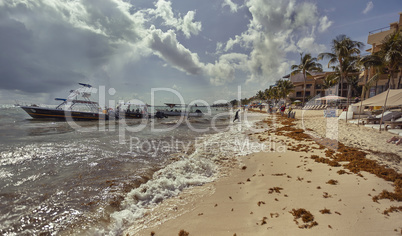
[
  {"x1": 159, "y1": 103, "x2": 203, "y2": 117},
  {"x1": 17, "y1": 83, "x2": 109, "y2": 121}
]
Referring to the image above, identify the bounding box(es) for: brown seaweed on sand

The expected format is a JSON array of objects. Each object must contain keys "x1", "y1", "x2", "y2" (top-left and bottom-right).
[
  {"x1": 323, "y1": 192, "x2": 332, "y2": 198},
  {"x1": 326, "y1": 179, "x2": 338, "y2": 185},
  {"x1": 178, "y1": 230, "x2": 189, "y2": 236},
  {"x1": 260, "y1": 217, "x2": 268, "y2": 225},
  {"x1": 383, "y1": 206, "x2": 402, "y2": 216},
  {"x1": 319, "y1": 208, "x2": 331, "y2": 214},
  {"x1": 272, "y1": 173, "x2": 286, "y2": 176},
  {"x1": 337, "y1": 170, "x2": 349, "y2": 175},
  {"x1": 289, "y1": 208, "x2": 318, "y2": 229},
  {"x1": 270, "y1": 212, "x2": 279, "y2": 218},
  {"x1": 310, "y1": 155, "x2": 340, "y2": 167},
  {"x1": 268, "y1": 187, "x2": 283, "y2": 194},
  {"x1": 273, "y1": 115, "x2": 402, "y2": 203}
]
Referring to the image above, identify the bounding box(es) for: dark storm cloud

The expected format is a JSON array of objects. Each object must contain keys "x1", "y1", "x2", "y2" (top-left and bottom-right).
[{"x1": 0, "y1": 1, "x2": 135, "y2": 94}]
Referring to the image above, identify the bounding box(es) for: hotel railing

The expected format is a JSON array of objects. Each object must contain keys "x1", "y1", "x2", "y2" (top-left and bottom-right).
[{"x1": 369, "y1": 26, "x2": 391, "y2": 35}]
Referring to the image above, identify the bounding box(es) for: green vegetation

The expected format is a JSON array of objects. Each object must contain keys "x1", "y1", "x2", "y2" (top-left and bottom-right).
[{"x1": 238, "y1": 30, "x2": 401, "y2": 108}]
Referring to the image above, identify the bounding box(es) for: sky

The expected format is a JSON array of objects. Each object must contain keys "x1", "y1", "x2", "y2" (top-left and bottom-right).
[{"x1": 0, "y1": 0, "x2": 401, "y2": 106}]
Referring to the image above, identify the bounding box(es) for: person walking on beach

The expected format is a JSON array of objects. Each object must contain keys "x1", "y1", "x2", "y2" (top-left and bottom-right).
[
  {"x1": 280, "y1": 105, "x2": 286, "y2": 115},
  {"x1": 233, "y1": 109, "x2": 240, "y2": 122}
]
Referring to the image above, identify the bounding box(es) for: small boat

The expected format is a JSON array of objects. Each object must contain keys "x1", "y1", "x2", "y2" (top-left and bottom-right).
[
  {"x1": 116, "y1": 102, "x2": 148, "y2": 119},
  {"x1": 116, "y1": 102, "x2": 168, "y2": 119},
  {"x1": 17, "y1": 83, "x2": 109, "y2": 121},
  {"x1": 159, "y1": 103, "x2": 203, "y2": 117}
]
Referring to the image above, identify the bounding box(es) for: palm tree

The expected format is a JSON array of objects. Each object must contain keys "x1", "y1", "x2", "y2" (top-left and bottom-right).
[
  {"x1": 322, "y1": 74, "x2": 339, "y2": 95},
  {"x1": 267, "y1": 86, "x2": 280, "y2": 105},
  {"x1": 276, "y1": 79, "x2": 295, "y2": 99},
  {"x1": 359, "y1": 54, "x2": 384, "y2": 98},
  {"x1": 256, "y1": 90, "x2": 265, "y2": 101},
  {"x1": 318, "y1": 35, "x2": 364, "y2": 97},
  {"x1": 377, "y1": 30, "x2": 402, "y2": 89},
  {"x1": 341, "y1": 57, "x2": 360, "y2": 102},
  {"x1": 290, "y1": 53, "x2": 322, "y2": 106}
]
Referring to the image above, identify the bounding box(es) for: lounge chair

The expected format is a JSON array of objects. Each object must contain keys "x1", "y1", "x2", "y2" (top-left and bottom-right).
[
  {"x1": 365, "y1": 111, "x2": 398, "y2": 124},
  {"x1": 384, "y1": 117, "x2": 402, "y2": 130}
]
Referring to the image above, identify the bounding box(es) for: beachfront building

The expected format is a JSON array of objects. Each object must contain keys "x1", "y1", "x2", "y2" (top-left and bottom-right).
[
  {"x1": 360, "y1": 12, "x2": 402, "y2": 97},
  {"x1": 284, "y1": 71, "x2": 338, "y2": 102}
]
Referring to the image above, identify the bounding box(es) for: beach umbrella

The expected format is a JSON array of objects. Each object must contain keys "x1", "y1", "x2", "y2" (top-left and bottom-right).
[
  {"x1": 294, "y1": 100, "x2": 302, "y2": 103},
  {"x1": 315, "y1": 95, "x2": 347, "y2": 107},
  {"x1": 315, "y1": 95, "x2": 347, "y2": 101}
]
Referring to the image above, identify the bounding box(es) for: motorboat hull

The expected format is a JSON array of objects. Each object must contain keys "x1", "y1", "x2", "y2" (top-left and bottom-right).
[
  {"x1": 119, "y1": 112, "x2": 145, "y2": 119},
  {"x1": 20, "y1": 106, "x2": 108, "y2": 121},
  {"x1": 160, "y1": 110, "x2": 203, "y2": 117}
]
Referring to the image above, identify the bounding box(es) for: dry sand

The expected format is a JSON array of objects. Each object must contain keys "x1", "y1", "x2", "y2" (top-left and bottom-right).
[{"x1": 127, "y1": 110, "x2": 402, "y2": 236}]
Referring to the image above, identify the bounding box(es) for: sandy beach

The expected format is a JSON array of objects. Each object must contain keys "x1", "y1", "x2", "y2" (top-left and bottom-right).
[{"x1": 126, "y1": 110, "x2": 402, "y2": 236}]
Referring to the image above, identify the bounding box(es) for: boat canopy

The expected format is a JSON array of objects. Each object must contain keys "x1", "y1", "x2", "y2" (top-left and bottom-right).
[
  {"x1": 55, "y1": 98, "x2": 98, "y2": 105},
  {"x1": 165, "y1": 103, "x2": 187, "y2": 108},
  {"x1": 55, "y1": 98, "x2": 67, "y2": 101},
  {"x1": 70, "y1": 100, "x2": 99, "y2": 105},
  {"x1": 78, "y1": 83, "x2": 92, "y2": 88}
]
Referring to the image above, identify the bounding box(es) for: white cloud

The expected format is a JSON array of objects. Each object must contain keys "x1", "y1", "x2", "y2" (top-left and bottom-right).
[
  {"x1": 362, "y1": 1, "x2": 374, "y2": 14},
  {"x1": 147, "y1": 0, "x2": 202, "y2": 38},
  {"x1": 172, "y1": 84, "x2": 181, "y2": 90},
  {"x1": 222, "y1": 0, "x2": 238, "y2": 13},
  {"x1": 221, "y1": 0, "x2": 329, "y2": 85},
  {"x1": 318, "y1": 16, "x2": 332, "y2": 32},
  {"x1": 0, "y1": 0, "x2": 333, "y2": 101},
  {"x1": 182, "y1": 11, "x2": 202, "y2": 38},
  {"x1": 147, "y1": 26, "x2": 203, "y2": 75},
  {"x1": 296, "y1": 37, "x2": 326, "y2": 54},
  {"x1": 205, "y1": 53, "x2": 248, "y2": 85},
  {"x1": 0, "y1": 0, "x2": 148, "y2": 93}
]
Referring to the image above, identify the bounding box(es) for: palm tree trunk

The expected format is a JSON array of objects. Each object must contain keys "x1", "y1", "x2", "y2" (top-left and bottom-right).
[
  {"x1": 303, "y1": 71, "x2": 306, "y2": 106},
  {"x1": 398, "y1": 75, "x2": 401, "y2": 89},
  {"x1": 357, "y1": 86, "x2": 366, "y2": 126},
  {"x1": 364, "y1": 71, "x2": 369, "y2": 99},
  {"x1": 387, "y1": 74, "x2": 392, "y2": 90}
]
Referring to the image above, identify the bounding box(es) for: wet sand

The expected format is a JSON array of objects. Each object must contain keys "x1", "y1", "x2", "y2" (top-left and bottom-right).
[{"x1": 127, "y1": 110, "x2": 402, "y2": 236}]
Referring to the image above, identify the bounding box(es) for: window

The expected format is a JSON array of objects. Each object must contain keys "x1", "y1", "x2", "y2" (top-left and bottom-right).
[
  {"x1": 296, "y1": 92, "x2": 302, "y2": 97},
  {"x1": 306, "y1": 91, "x2": 311, "y2": 97},
  {"x1": 306, "y1": 84, "x2": 312, "y2": 89}
]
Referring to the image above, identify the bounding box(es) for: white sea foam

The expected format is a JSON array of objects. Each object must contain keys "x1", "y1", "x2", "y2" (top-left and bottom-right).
[{"x1": 103, "y1": 115, "x2": 265, "y2": 235}]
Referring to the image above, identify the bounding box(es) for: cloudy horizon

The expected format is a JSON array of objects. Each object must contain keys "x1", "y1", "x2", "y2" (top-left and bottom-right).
[{"x1": 0, "y1": 0, "x2": 400, "y2": 105}]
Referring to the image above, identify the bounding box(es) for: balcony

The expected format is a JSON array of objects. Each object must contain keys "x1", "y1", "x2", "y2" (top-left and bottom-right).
[{"x1": 369, "y1": 26, "x2": 391, "y2": 35}]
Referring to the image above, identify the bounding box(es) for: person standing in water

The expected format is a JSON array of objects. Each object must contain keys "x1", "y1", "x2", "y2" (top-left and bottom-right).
[{"x1": 233, "y1": 109, "x2": 240, "y2": 122}]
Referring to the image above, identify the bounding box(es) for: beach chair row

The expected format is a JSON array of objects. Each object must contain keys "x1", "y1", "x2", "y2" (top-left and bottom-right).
[{"x1": 302, "y1": 105, "x2": 327, "y2": 110}]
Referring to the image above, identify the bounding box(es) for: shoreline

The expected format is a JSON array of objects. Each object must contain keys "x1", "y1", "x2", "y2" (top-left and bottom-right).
[{"x1": 127, "y1": 110, "x2": 401, "y2": 235}]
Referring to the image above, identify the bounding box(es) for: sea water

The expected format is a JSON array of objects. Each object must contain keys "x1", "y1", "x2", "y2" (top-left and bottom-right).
[{"x1": 0, "y1": 105, "x2": 264, "y2": 235}]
